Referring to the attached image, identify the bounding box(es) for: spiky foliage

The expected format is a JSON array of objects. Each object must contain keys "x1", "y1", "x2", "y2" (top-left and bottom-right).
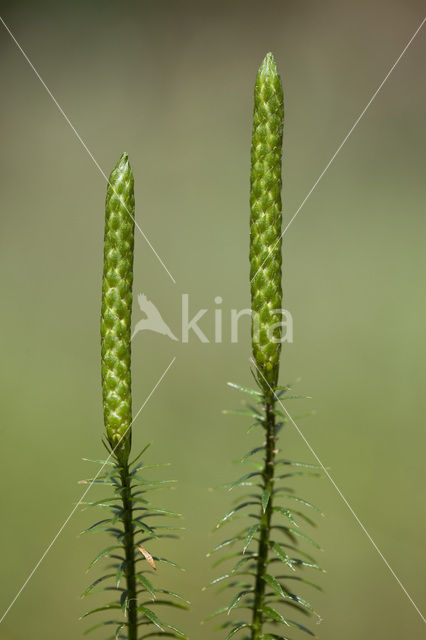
[
  {"x1": 81, "y1": 153, "x2": 187, "y2": 639},
  {"x1": 80, "y1": 446, "x2": 188, "y2": 639},
  {"x1": 206, "y1": 54, "x2": 323, "y2": 639},
  {"x1": 205, "y1": 382, "x2": 324, "y2": 640}
]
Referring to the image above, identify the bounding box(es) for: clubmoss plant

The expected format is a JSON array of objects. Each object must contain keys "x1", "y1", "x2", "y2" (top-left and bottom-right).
[
  {"x1": 80, "y1": 153, "x2": 188, "y2": 640},
  {"x1": 205, "y1": 54, "x2": 324, "y2": 640}
]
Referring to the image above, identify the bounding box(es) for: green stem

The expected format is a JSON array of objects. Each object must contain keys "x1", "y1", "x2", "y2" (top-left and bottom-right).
[
  {"x1": 251, "y1": 394, "x2": 277, "y2": 639},
  {"x1": 119, "y1": 461, "x2": 137, "y2": 640}
]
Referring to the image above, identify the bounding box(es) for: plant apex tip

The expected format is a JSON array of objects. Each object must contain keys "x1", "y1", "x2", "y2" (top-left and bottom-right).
[
  {"x1": 117, "y1": 151, "x2": 130, "y2": 170},
  {"x1": 259, "y1": 51, "x2": 277, "y2": 76}
]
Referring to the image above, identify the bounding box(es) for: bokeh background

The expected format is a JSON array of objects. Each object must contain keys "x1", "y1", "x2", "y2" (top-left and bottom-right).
[{"x1": 0, "y1": 1, "x2": 425, "y2": 639}]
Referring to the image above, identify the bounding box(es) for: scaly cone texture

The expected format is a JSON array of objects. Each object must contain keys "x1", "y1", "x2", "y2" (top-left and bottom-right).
[
  {"x1": 250, "y1": 52, "x2": 284, "y2": 391},
  {"x1": 101, "y1": 152, "x2": 135, "y2": 462}
]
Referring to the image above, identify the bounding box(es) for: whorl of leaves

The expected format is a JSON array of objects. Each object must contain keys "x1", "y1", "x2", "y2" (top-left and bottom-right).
[
  {"x1": 80, "y1": 445, "x2": 188, "y2": 640},
  {"x1": 205, "y1": 382, "x2": 324, "y2": 640}
]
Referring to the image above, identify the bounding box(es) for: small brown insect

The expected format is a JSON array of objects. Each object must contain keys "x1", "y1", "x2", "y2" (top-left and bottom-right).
[{"x1": 137, "y1": 544, "x2": 156, "y2": 570}]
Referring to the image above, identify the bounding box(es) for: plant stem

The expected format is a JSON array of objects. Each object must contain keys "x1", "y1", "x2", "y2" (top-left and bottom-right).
[
  {"x1": 251, "y1": 393, "x2": 277, "y2": 639},
  {"x1": 119, "y1": 461, "x2": 138, "y2": 640}
]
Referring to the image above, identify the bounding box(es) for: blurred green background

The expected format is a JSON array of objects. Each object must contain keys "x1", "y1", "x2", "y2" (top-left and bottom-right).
[{"x1": 0, "y1": 1, "x2": 425, "y2": 638}]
